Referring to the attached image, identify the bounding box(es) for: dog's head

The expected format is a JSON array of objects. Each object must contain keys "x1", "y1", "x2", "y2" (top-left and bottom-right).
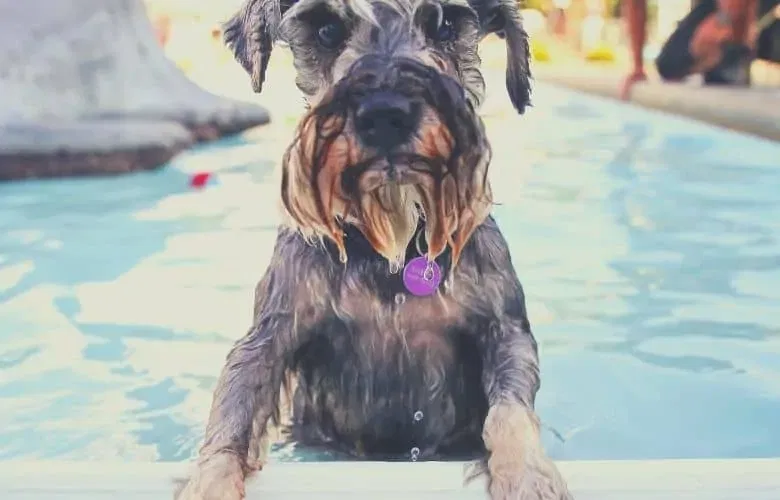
[{"x1": 224, "y1": 0, "x2": 531, "y2": 269}]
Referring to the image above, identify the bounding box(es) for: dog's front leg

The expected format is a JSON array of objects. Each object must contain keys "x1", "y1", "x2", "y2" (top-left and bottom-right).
[
  {"x1": 175, "y1": 315, "x2": 291, "y2": 500},
  {"x1": 480, "y1": 317, "x2": 572, "y2": 500}
]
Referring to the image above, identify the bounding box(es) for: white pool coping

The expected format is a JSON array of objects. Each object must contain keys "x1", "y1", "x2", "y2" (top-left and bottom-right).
[{"x1": 1, "y1": 458, "x2": 779, "y2": 499}]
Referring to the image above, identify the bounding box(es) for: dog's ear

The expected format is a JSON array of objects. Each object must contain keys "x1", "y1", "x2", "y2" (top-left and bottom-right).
[
  {"x1": 471, "y1": 0, "x2": 532, "y2": 113},
  {"x1": 223, "y1": 0, "x2": 295, "y2": 93}
]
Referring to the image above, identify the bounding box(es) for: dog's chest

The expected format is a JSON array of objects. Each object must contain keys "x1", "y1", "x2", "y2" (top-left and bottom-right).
[
  {"x1": 338, "y1": 285, "x2": 464, "y2": 351},
  {"x1": 292, "y1": 284, "x2": 485, "y2": 456}
]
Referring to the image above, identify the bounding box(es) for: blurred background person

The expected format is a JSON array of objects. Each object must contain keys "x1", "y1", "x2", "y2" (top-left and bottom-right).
[{"x1": 621, "y1": 0, "x2": 779, "y2": 99}]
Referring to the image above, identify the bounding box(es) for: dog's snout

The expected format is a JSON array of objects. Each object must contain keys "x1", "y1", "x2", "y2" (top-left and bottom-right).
[{"x1": 354, "y1": 92, "x2": 420, "y2": 151}]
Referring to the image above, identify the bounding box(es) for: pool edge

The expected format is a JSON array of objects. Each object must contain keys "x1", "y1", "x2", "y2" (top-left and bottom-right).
[{"x1": 1, "y1": 458, "x2": 779, "y2": 498}]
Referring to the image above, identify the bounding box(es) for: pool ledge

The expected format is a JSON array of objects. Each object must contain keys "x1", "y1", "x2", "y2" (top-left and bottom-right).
[
  {"x1": 532, "y1": 65, "x2": 780, "y2": 143},
  {"x1": 1, "y1": 458, "x2": 779, "y2": 499}
]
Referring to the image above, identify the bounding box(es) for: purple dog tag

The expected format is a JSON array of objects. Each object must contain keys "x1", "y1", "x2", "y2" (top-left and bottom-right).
[{"x1": 403, "y1": 257, "x2": 442, "y2": 297}]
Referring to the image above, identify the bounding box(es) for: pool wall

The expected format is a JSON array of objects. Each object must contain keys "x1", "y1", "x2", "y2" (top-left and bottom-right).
[{"x1": 1, "y1": 458, "x2": 779, "y2": 499}]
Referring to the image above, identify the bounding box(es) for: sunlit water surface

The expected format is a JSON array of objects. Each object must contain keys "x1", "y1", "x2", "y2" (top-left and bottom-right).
[{"x1": 1, "y1": 82, "x2": 779, "y2": 463}]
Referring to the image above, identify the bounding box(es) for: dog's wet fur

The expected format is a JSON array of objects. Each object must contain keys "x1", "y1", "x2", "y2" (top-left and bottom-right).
[{"x1": 176, "y1": 0, "x2": 573, "y2": 498}]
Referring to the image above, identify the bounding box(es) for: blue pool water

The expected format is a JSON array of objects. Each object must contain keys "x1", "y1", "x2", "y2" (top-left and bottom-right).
[{"x1": 1, "y1": 84, "x2": 779, "y2": 463}]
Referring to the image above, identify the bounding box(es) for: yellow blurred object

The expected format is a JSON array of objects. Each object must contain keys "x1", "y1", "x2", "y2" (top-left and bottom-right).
[
  {"x1": 584, "y1": 43, "x2": 616, "y2": 63},
  {"x1": 530, "y1": 39, "x2": 551, "y2": 62},
  {"x1": 175, "y1": 58, "x2": 193, "y2": 73}
]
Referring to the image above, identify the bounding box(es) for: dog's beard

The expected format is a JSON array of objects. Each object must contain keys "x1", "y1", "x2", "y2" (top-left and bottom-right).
[
  {"x1": 354, "y1": 183, "x2": 422, "y2": 272},
  {"x1": 280, "y1": 77, "x2": 492, "y2": 271}
]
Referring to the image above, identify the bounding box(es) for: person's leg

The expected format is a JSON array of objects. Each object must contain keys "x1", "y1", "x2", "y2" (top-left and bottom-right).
[
  {"x1": 654, "y1": 0, "x2": 719, "y2": 80},
  {"x1": 703, "y1": 0, "x2": 756, "y2": 84},
  {"x1": 654, "y1": 0, "x2": 756, "y2": 84},
  {"x1": 620, "y1": 0, "x2": 649, "y2": 99},
  {"x1": 755, "y1": 0, "x2": 780, "y2": 62},
  {"x1": 731, "y1": 0, "x2": 754, "y2": 42}
]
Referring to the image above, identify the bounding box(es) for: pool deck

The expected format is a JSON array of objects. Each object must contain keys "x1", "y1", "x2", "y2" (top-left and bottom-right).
[
  {"x1": 531, "y1": 61, "x2": 780, "y2": 143},
  {"x1": 2, "y1": 459, "x2": 779, "y2": 499},
  {"x1": 470, "y1": 37, "x2": 780, "y2": 143}
]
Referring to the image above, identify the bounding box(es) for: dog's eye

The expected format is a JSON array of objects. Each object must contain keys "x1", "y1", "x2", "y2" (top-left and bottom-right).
[
  {"x1": 316, "y1": 20, "x2": 347, "y2": 49},
  {"x1": 427, "y1": 8, "x2": 458, "y2": 42}
]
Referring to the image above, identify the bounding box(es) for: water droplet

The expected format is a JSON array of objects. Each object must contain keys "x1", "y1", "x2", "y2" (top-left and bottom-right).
[
  {"x1": 413, "y1": 410, "x2": 424, "y2": 422},
  {"x1": 410, "y1": 447, "x2": 420, "y2": 461},
  {"x1": 394, "y1": 293, "x2": 406, "y2": 305},
  {"x1": 423, "y1": 263, "x2": 434, "y2": 281}
]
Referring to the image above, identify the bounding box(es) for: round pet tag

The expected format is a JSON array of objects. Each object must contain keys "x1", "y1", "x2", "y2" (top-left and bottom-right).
[{"x1": 402, "y1": 257, "x2": 442, "y2": 297}]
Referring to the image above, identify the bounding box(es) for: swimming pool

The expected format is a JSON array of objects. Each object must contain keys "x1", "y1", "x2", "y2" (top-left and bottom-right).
[{"x1": 1, "y1": 81, "x2": 779, "y2": 465}]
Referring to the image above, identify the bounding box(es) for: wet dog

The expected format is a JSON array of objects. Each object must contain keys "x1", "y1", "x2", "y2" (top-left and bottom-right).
[{"x1": 176, "y1": 0, "x2": 572, "y2": 498}]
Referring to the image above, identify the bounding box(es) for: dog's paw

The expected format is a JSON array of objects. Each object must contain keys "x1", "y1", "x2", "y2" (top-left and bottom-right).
[
  {"x1": 487, "y1": 450, "x2": 572, "y2": 500},
  {"x1": 482, "y1": 404, "x2": 572, "y2": 500},
  {"x1": 174, "y1": 452, "x2": 247, "y2": 500}
]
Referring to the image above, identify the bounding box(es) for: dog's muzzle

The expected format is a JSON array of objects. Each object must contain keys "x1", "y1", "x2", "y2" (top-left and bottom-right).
[
  {"x1": 336, "y1": 55, "x2": 463, "y2": 151},
  {"x1": 353, "y1": 91, "x2": 421, "y2": 152}
]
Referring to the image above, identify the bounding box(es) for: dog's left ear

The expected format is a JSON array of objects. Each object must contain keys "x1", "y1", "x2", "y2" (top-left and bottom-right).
[
  {"x1": 223, "y1": 0, "x2": 294, "y2": 93},
  {"x1": 470, "y1": 0, "x2": 532, "y2": 113}
]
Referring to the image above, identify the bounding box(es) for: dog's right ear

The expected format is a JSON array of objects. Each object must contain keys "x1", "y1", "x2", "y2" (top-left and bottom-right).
[{"x1": 223, "y1": 0, "x2": 294, "y2": 93}]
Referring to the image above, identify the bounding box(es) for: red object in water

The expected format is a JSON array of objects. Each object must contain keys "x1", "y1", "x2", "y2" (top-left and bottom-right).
[{"x1": 190, "y1": 172, "x2": 211, "y2": 189}]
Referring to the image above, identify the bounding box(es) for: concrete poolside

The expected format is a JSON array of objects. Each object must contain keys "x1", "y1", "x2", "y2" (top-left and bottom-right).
[
  {"x1": 533, "y1": 63, "x2": 780, "y2": 143},
  {"x1": 1, "y1": 459, "x2": 780, "y2": 499},
  {"x1": 520, "y1": 45, "x2": 780, "y2": 143}
]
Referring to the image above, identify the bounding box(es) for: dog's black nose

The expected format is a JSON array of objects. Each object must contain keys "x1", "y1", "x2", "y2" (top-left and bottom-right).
[{"x1": 354, "y1": 92, "x2": 419, "y2": 151}]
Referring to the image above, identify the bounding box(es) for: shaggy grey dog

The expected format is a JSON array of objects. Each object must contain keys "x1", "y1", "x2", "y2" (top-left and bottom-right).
[{"x1": 176, "y1": 0, "x2": 572, "y2": 498}]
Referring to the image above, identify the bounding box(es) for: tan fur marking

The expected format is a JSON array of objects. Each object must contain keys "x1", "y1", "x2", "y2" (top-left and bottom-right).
[
  {"x1": 483, "y1": 404, "x2": 572, "y2": 500},
  {"x1": 174, "y1": 452, "x2": 247, "y2": 500}
]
